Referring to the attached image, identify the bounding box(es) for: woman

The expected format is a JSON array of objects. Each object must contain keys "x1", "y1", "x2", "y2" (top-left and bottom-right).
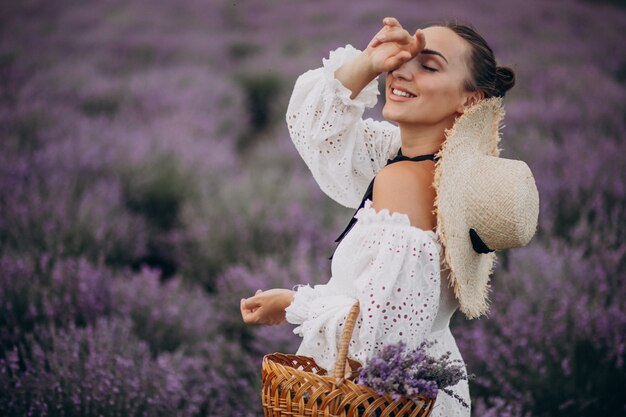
[{"x1": 240, "y1": 17, "x2": 538, "y2": 416}]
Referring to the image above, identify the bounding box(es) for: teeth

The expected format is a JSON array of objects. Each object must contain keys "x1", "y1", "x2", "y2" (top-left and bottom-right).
[{"x1": 392, "y1": 88, "x2": 416, "y2": 98}]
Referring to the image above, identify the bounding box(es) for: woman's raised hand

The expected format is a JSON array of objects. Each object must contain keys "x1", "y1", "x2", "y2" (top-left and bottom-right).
[
  {"x1": 240, "y1": 288, "x2": 295, "y2": 325},
  {"x1": 332, "y1": 17, "x2": 425, "y2": 103},
  {"x1": 365, "y1": 17, "x2": 426, "y2": 73}
]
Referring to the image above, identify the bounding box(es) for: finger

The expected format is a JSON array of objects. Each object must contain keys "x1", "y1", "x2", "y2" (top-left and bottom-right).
[
  {"x1": 240, "y1": 298, "x2": 251, "y2": 319},
  {"x1": 242, "y1": 296, "x2": 261, "y2": 310},
  {"x1": 379, "y1": 28, "x2": 413, "y2": 44},
  {"x1": 240, "y1": 299, "x2": 259, "y2": 324},
  {"x1": 384, "y1": 51, "x2": 412, "y2": 71},
  {"x1": 255, "y1": 289, "x2": 263, "y2": 295},
  {"x1": 242, "y1": 311, "x2": 259, "y2": 324},
  {"x1": 382, "y1": 17, "x2": 402, "y2": 28},
  {"x1": 369, "y1": 25, "x2": 390, "y2": 48},
  {"x1": 369, "y1": 36, "x2": 382, "y2": 48}
]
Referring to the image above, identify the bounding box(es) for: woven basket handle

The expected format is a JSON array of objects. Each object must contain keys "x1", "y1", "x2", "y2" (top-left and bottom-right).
[{"x1": 333, "y1": 301, "x2": 360, "y2": 384}]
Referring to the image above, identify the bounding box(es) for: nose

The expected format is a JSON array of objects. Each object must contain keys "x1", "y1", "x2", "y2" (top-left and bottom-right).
[{"x1": 390, "y1": 61, "x2": 413, "y2": 81}]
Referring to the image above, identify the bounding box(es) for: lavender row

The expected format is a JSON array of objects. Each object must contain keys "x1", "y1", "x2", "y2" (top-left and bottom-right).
[{"x1": 1, "y1": 0, "x2": 625, "y2": 415}]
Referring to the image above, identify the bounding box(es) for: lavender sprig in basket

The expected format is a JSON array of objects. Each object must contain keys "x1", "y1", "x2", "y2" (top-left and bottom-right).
[{"x1": 356, "y1": 340, "x2": 473, "y2": 408}]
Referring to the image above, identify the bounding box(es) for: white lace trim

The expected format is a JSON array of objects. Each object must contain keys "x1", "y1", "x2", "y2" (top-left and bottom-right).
[
  {"x1": 356, "y1": 198, "x2": 437, "y2": 232},
  {"x1": 284, "y1": 284, "x2": 319, "y2": 326},
  {"x1": 321, "y1": 44, "x2": 380, "y2": 109}
]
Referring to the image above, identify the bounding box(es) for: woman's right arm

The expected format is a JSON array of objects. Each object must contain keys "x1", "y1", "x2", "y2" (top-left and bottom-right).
[
  {"x1": 286, "y1": 18, "x2": 425, "y2": 209},
  {"x1": 286, "y1": 44, "x2": 400, "y2": 209}
]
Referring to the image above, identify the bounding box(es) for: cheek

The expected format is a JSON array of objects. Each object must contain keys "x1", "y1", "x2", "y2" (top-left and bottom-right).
[{"x1": 419, "y1": 77, "x2": 462, "y2": 101}]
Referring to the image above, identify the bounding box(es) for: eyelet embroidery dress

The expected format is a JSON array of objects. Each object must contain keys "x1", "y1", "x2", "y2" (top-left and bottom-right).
[{"x1": 284, "y1": 44, "x2": 471, "y2": 417}]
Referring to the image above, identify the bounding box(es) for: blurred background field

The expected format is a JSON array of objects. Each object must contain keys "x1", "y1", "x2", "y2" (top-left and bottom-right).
[{"x1": 1, "y1": 0, "x2": 625, "y2": 415}]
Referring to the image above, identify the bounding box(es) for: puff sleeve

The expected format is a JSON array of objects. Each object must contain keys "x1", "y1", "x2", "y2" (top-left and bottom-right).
[
  {"x1": 286, "y1": 45, "x2": 401, "y2": 209},
  {"x1": 285, "y1": 200, "x2": 441, "y2": 373}
]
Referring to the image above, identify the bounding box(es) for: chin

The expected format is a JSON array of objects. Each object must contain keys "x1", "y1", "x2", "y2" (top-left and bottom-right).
[
  {"x1": 383, "y1": 105, "x2": 415, "y2": 125},
  {"x1": 382, "y1": 105, "x2": 402, "y2": 123}
]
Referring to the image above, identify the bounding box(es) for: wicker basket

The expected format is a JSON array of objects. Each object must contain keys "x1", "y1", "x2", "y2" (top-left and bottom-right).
[{"x1": 261, "y1": 302, "x2": 436, "y2": 417}]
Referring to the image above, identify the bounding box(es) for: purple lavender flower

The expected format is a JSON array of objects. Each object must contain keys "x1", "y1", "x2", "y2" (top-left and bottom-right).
[
  {"x1": 357, "y1": 340, "x2": 471, "y2": 408},
  {"x1": 1, "y1": 0, "x2": 625, "y2": 416}
]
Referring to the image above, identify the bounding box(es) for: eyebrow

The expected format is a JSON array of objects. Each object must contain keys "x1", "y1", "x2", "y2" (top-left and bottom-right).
[{"x1": 419, "y1": 49, "x2": 448, "y2": 64}]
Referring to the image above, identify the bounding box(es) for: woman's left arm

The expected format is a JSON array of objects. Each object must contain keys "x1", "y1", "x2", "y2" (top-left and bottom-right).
[{"x1": 240, "y1": 284, "x2": 345, "y2": 326}]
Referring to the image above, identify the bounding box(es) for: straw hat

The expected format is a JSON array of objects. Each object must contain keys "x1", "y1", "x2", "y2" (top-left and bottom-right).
[{"x1": 432, "y1": 97, "x2": 539, "y2": 319}]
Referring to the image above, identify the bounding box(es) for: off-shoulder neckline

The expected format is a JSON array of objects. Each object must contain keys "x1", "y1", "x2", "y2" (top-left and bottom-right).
[{"x1": 355, "y1": 199, "x2": 439, "y2": 239}]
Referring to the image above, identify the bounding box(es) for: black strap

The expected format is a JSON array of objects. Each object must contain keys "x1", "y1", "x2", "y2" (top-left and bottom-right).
[
  {"x1": 328, "y1": 148, "x2": 437, "y2": 261},
  {"x1": 469, "y1": 228, "x2": 494, "y2": 253}
]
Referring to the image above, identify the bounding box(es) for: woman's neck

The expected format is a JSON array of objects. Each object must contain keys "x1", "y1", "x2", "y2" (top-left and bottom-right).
[{"x1": 398, "y1": 116, "x2": 457, "y2": 157}]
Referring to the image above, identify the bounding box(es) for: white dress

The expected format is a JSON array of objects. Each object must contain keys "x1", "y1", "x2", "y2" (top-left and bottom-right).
[{"x1": 284, "y1": 44, "x2": 471, "y2": 417}]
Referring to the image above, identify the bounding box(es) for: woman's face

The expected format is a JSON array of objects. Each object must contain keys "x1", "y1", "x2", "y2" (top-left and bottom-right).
[{"x1": 382, "y1": 26, "x2": 477, "y2": 128}]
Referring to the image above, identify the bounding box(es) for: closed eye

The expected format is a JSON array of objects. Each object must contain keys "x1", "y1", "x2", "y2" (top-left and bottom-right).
[{"x1": 421, "y1": 64, "x2": 437, "y2": 72}]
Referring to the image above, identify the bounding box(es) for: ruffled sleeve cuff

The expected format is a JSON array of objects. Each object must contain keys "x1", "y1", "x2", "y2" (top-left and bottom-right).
[
  {"x1": 321, "y1": 44, "x2": 380, "y2": 109},
  {"x1": 285, "y1": 284, "x2": 322, "y2": 325}
]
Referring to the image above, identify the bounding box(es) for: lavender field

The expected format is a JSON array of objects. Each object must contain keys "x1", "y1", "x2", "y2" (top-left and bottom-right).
[{"x1": 1, "y1": 0, "x2": 625, "y2": 415}]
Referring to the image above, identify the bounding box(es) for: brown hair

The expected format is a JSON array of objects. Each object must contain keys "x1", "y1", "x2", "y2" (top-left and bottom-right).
[{"x1": 441, "y1": 22, "x2": 515, "y2": 98}]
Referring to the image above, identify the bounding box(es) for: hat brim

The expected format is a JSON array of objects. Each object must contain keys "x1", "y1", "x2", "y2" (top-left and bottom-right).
[{"x1": 433, "y1": 97, "x2": 505, "y2": 319}]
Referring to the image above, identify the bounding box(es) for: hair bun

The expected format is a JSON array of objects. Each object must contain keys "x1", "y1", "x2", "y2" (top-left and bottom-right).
[{"x1": 495, "y1": 66, "x2": 515, "y2": 96}]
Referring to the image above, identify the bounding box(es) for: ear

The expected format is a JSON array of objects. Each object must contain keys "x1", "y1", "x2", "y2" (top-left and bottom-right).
[{"x1": 456, "y1": 90, "x2": 484, "y2": 114}]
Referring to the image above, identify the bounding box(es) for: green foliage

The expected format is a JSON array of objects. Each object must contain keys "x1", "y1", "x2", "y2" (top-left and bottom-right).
[
  {"x1": 234, "y1": 71, "x2": 283, "y2": 150},
  {"x1": 583, "y1": 0, "x2": 626, "y2": 8},
  {"x1": 6, "y1": 111, "x2": 45, "y2": 153},
  {"x1": 80, "y1": 95, "x2": 122, "y2": 118},
  {"x1": 122, "y1": 152, "x2": 198, "y2": 231},
  {"x1": 228, "y1": 41, "x2": 261, "y2": 60}
]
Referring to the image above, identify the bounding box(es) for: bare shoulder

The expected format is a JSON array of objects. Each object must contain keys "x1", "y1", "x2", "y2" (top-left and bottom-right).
[{"x1": 371, "y1": 161, "x2": 436, "y2": 231}]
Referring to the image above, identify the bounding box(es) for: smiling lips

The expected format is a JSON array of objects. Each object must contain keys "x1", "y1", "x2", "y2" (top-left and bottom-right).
[{"x1": 390, "y1": 85, "x2": 417, "y2": 99}]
